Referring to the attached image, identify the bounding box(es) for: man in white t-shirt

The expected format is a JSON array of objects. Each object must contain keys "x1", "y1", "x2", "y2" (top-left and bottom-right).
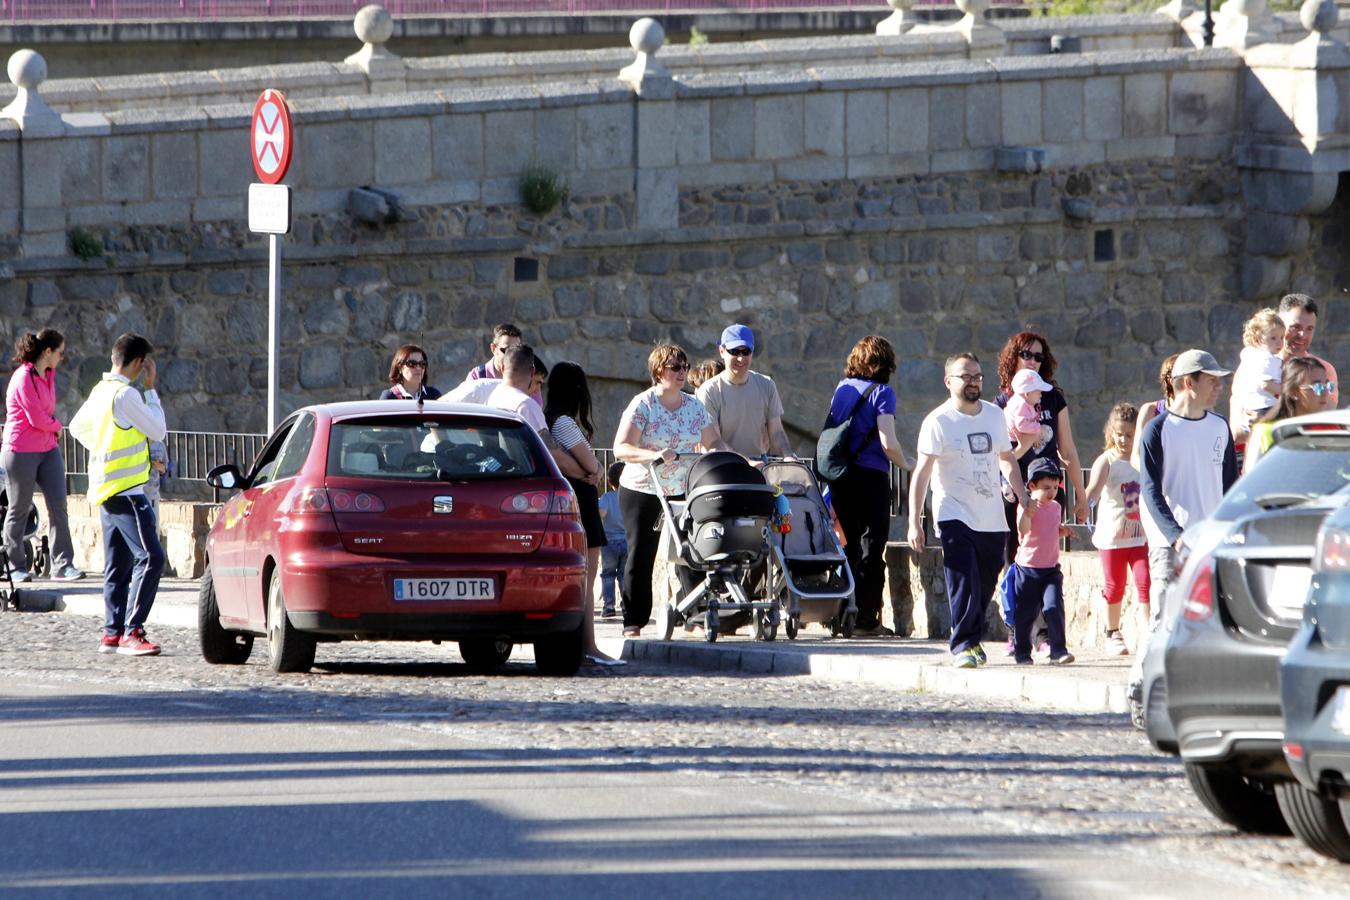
[
  {"x1": 486, "y1": 346, "x2": 589, "y2": 482},
  {"x1": 695, "y1": 323, "x2": 795, "y2": 460},
  {"x1": 907, "y1": 352, "x2": 1029, "y2": 669}
]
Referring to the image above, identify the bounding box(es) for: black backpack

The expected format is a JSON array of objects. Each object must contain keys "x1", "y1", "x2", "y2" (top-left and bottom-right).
[{"x1": 815, "y1": 383, "x2": 879, "y2": 482}]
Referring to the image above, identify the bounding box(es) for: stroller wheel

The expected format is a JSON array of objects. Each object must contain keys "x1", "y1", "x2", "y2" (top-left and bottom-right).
[
  {"x1": 754, "y1": 609, "x2": 777, "y2": 642},
  {"x1": 705, "y1": 599, "x2": 719, "y2": 643},
  {"x1": 785, "y1": 614, "x2": 799, "y2": 640},
  {"x1": 840, "y1": 609, "x2": 857, "y2": 639},
  {"x1": 654, "y1": 598, "x2": 677, "y2": 641}
]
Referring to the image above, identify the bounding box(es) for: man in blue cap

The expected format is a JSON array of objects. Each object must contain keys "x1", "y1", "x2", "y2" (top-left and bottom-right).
[{"x1": 696, "y1": 324, "x2": 796, "y2": 461}]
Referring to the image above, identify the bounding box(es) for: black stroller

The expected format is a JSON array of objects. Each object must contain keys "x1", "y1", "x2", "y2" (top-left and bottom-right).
[
  {"x1": 650, "y1": 452, "x2": 779, "y2": 642},
  {"x1": 0, "y1": 481, "x2": 48, "y2": 611}
]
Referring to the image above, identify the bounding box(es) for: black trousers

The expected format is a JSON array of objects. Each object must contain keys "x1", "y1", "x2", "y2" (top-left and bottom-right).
[
  {"x1": 618, "y1": 487, "x2": 700, "y2": 629},
  {"x1": 830, "y1": 464, "x2": 891, "y2": 631}
]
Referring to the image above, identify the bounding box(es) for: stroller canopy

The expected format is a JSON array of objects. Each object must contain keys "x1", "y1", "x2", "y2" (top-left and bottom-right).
[{"x1": 685, "y1": 451, "x2": 767, "y2": 495}]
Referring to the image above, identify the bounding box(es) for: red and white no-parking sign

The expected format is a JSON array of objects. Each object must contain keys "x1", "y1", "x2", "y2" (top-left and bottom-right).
[{"x1": 250, "y1": 89, "x2": 293, "y2": 184}]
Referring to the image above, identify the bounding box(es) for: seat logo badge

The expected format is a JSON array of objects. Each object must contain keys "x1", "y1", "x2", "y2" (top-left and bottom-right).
[{"x1": 434, "y1": 496, "x2": 455, "y2": 514}]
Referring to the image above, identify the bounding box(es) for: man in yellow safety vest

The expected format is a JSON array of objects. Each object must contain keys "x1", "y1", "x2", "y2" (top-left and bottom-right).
[{"x1": 69, "y1": 333, "x2": 168, "y2": 657}]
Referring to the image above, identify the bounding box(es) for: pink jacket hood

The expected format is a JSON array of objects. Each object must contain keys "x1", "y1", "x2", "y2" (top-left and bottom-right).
[{"x1": 3, "y1": 362, "x2": 62, "y2": 454}]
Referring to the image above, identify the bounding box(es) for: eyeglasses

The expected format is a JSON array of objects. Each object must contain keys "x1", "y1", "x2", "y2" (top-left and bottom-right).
[
  {"x1": 665, "y1": 364, "x2": 690, "y2": 372},
  {"x1": 949, "y1": 373, "x2": 984, "y2": 384},
  {"x1": 1303, "y1": 381, "x2": 1337, "y2": 397},
  {"x1": 402, "y1": 359, "x2": 427, "y2": 369},
  {"x1": 727, "y1": 348, "x2": 752, "y2": 357},
  {"x1": 1017, "y1": 350, "x2": 1045, "y2": 363}
]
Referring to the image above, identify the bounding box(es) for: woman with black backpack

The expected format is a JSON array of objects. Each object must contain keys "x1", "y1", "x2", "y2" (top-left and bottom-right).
[{"x1": 819, "y1": 335, "x2": 912, "y2": 637}]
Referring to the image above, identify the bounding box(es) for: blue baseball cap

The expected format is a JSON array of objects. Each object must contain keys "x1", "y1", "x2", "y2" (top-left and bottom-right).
[
  {"x1": 1026, "y1": 458, "x2": 1062, "y2": 485},
  {"x1": 721, "y1": 324, "x2": 754, "y2": 351}
]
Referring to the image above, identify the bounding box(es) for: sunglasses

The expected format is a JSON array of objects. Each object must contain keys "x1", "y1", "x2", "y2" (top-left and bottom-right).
[
  {"x1": 665, "y1": 364, "x2": 690, "y2": 373},
  {"x1": 402, "y1": 359, "x2": 427, "y2": 369},
  {"x1": 1017, "y1": 350, "x2": 1045, "y2": 363},
  {"x1": 727, "y1": 348, "x2": 752, "y2": 357},
  {"x1": 1303, "y1": 381, "x2": 1337, "y2": 397}
]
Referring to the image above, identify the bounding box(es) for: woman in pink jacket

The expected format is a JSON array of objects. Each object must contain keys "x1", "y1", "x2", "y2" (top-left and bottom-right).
[{"x1": 3, "y1": 329, "x2": 82, "y2": 581}]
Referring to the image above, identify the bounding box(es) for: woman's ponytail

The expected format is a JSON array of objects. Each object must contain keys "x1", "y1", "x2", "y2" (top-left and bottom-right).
[{"x1": 11, "y1": 328, "x2": 64, "y2": 370}]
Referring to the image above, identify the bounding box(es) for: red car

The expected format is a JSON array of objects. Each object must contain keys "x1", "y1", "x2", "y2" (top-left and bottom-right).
[{"x1": 199, "y1": 400, "x2": 587, "y2": 675}]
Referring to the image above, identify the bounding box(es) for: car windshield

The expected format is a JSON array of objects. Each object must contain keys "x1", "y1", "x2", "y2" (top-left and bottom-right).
[
  {"x1": 326, "y1": 416, "x2": 540, "y2": 481},
  {"x1": 1215, "y1": 435, "x2": 1350, "y2": 521}
]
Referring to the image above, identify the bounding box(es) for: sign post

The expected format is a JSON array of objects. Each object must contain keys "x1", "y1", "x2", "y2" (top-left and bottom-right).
[{"x1": 248, "y1": 88, "x2": 294, "y2": 433}]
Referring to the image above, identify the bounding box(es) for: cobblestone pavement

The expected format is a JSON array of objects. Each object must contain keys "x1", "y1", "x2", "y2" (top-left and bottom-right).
[{"x1": 2, "y1": 608, "x2": 1345, "y2": 895}]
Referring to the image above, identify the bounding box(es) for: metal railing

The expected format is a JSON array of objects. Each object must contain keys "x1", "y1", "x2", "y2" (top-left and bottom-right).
[
  {"x1": 0, "y1": 0, "x2": 943, "y2": 22},
  {"x1": 60, "y1": 428, "x2": 269, "y2": 494}
]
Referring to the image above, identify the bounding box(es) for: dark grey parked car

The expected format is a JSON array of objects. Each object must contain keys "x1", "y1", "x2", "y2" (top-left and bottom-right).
[
  {"x1": 1279, "y1": 502, "x2": 1350, "y2": 862},
  {"x1": 1160, "y1": 413, "x2": 1350, "y2": 835}
]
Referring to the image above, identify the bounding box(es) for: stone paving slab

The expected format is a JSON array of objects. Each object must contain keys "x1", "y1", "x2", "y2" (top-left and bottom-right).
[{"x1": 33, "y1": 578, "x2": 1131, "y2": 715}]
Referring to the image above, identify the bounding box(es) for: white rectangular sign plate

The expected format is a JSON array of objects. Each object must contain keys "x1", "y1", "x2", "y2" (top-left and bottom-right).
[{"x1": 248, "y1": 183, "x2": 292, "y2": 235}]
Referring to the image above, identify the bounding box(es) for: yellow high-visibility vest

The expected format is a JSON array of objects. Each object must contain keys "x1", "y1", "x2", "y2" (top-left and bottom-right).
[{"x1": 84, "y1": 376, "x2": 150, "y2": 506}]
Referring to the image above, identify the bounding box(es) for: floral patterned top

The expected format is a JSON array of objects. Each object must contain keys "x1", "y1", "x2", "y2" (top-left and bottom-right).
[{"x1": 616, "y1": 388, "x2": 713, "y2": 497}]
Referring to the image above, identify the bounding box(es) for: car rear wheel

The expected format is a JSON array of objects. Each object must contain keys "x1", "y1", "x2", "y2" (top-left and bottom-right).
[
  {"x1": 198, "y1": 565, "x2": 253, "y2": 665},
  {"x1": 1275, "y1": 781, "x2": 1350, "y2": 861},
  {"x1": 459, "y1": 638, "x2": 513, "y2": 672},
  {"x1": 267, "y1": 574, "x2": 316, "y2": 674},
  {"x1": 1183, "y1": 762, "x2": 1291, "y2": 835},
  {"x1": 534, "y1": 623, "x2": 583, "y2": 676}
]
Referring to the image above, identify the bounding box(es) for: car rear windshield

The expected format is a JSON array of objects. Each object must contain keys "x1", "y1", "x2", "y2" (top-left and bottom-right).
[
  {"x1": 327, "y1": 416, "x2": 541, "y2": 481},
  {"x1": 1216, "y1": 435, "x2": 1350, "y2": 521}
]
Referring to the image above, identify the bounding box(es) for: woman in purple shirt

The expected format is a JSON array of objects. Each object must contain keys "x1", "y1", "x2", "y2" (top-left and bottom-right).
[{"x1": 823, "y1": 336, "x2": 913, "y2": 636}]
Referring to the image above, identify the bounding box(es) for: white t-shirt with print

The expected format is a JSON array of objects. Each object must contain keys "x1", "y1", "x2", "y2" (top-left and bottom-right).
[
  {"x1": 916, "y1": 399, "x2": 1012, "y2": 535},
  {"x1": 487, "y1": 383, "x2": 548, "y2": 433},
  {"x1": 616, "y1": 388, "x2": 712, "y2": 496}
]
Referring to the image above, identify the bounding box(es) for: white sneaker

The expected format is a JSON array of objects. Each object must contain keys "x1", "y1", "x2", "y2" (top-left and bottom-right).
[
  {"x1": 1105, "y1": 630, "x2": 1129, "y2": 656},
  {"x1": 53, "y1": 565, "x2": 85, "y2": 582},
  {"x1": 9, "y1": 569, "x2": 31, "y2": 584}
]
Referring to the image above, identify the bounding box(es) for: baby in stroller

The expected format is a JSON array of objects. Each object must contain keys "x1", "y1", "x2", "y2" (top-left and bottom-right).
[{"x1": 650, "y1": 451, "x2": 779, "y2": 642}]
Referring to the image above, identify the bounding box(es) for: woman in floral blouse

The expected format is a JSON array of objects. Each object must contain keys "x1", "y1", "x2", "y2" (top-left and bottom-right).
[{"x1": 612, "y1": 344, "x2": 727, "y2": 637}]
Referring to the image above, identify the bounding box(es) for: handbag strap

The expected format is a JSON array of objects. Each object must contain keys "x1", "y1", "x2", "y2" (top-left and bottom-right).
[{"x1": 835, "y1": 382, "x2": 879, "y2": 429}]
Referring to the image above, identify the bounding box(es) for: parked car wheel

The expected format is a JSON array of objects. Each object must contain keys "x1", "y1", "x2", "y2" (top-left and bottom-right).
[
  {"x1": 1275, "y1": 781, "x2": 1350, "y2": 862},
  {"x1": 458, "y1": 638, "x2": 513, "y2": 672},
  {"x1": 267, "y1": 573, "x2": 316, "y2": 674},
  {"x1": 534, "y1": 623, "x2": 583, "y2": 676},
  {"x1": 1183, "y1": 762, "x2": 1291, "y2": 835},
  {"x1": 198, "y1": 565, "x2": 253, "y2": 665}
]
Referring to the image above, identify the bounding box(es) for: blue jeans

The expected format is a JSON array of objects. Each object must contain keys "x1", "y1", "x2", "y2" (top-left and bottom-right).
[
  {"x1": 1009, "y1": 562, "x2": 1067, "y2": 661},
  {"x1": 100, "y1": 493, "x2": 165, "y2": 638},
  {"x1": 938, "y1": 519, "x2": 1005, "y2": 653},
  {"x1": 600, "y1": 538, "x2": 627, "y2": 610}
]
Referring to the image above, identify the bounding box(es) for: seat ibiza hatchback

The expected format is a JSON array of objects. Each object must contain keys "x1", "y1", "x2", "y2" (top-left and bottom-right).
[{"x1": 198, "y1": 401, "x2": 587, "y2": 675}]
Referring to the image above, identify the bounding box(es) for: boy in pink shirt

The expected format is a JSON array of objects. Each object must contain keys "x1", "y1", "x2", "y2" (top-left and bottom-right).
[{"x1": 1010, "y1": 458, "x2": 1074, "y2": 665}]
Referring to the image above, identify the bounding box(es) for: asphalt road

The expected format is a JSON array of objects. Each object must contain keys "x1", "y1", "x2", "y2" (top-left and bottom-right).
[{"x1": 0, "y1": 611, "x2": 1344, "y2": 898}]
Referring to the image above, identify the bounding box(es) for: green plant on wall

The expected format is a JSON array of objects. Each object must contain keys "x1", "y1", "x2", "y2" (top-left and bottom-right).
[
  {"x1": 689, "y1": 26, "x2": 709, "y2": 47},
  {"x1": 519, "y1": 163, "x2": 570, "y2": 215},
  {"x1": 68, "y1": 227, "x2": 104, "y2": 261}
]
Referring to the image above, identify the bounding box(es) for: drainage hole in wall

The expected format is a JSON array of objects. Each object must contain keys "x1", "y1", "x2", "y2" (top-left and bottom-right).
[
  {"x1": 1093, "y1": 229, "x2": 1115, "y2": 263},
  {"x1": 514, "y1": 257, "x2": 539, "y2": 282}
]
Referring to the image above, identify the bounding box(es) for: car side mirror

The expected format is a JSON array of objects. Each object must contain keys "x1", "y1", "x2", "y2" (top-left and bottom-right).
[{"x1": 207, "y1": 464, "x2": 243, "y2": 490}]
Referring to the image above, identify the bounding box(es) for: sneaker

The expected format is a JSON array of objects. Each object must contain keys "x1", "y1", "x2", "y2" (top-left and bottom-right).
[
  {"x1": 98, "y1": 634, "x2": 120, "y2": 654},
  {"x1": 53, "y1": 565, "x2": 85, "y2": 582},
  {"x1": 952, "y1": 648, "x2": 979, "y2": 669},
  {"x1": 601, "y1": 606, "x2": 616, "y2": 618},
  {"x1": 9, "y1": 569, "x2": 31, "y2": 584},
  {"x1": 1105, "y1": 630, "x2": 1129, "y2": 656},
  {"x1": 1049, "y1": 651, "x2": 1076, "y2": 666},
  {"x1": 116, "y1": 628, "x2": 161, "y2": 657},
  {"x1": 1004, "y1": 637, "x2": 1017, "y2": 657},
  {"x1": 971, "y1": 644, "x2": 988, "y2": 665},
  {"x1": 1035, "y1": 640, "x2": 1051, "y2": 659},
  {"x1": 1014, "y1": 656, "x2": 1034, "y2": 666}
]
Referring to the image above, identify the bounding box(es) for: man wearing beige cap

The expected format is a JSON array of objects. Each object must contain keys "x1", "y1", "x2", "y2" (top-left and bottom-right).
[{"x1": 1128, "y1": 348, "x2": 1239, "y2": 726}]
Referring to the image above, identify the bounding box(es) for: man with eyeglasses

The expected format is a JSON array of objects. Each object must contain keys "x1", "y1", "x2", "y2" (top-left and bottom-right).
[
  {"x1": 1278, "y1": 294, "x2": 1338, "y2": 408},
  {"x1": 695, "y1": 324, "x2": 795, "y2": 461},
  {"x1": 908, "y1": 353, "x2": 1029, "y2": 669},
  {"x1": 468, "y1": 323, "x2": 541, "y2": 405}
]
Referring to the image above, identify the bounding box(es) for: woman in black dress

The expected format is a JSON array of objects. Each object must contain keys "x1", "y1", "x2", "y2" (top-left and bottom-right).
[{"x1": 544, "y1": 361, "x2": 618, "y2": 665}]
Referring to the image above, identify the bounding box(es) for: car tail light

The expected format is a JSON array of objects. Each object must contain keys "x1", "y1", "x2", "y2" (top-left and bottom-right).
[
  {"x1": 1314, "y1": 525, "x2": 1350, "y2": 572},
  {"x1": 501, "y1": 490, "x2": 578, "y2": 516},
  {"x1": 288, "y1": 487, "x2": 385, "y2": 514},
  {"x1": 1182, "y1": 558, "x2": 1215, "y2": 621},
  {"x1": 1284, "y1": 741, "x2": 1305, "y2": 762}
]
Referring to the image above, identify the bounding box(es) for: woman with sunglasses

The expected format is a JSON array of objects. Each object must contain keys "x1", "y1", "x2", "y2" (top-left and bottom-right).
[
  {"x1": 380, "y1": 344, "x2": 442, "y2": 401},
  {"x1": 1242, "y1": 357, "x2": 1335, "y2": 474},
  {"x1": 612, "y1": 344, "x2": 727, "y2": 637}
]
